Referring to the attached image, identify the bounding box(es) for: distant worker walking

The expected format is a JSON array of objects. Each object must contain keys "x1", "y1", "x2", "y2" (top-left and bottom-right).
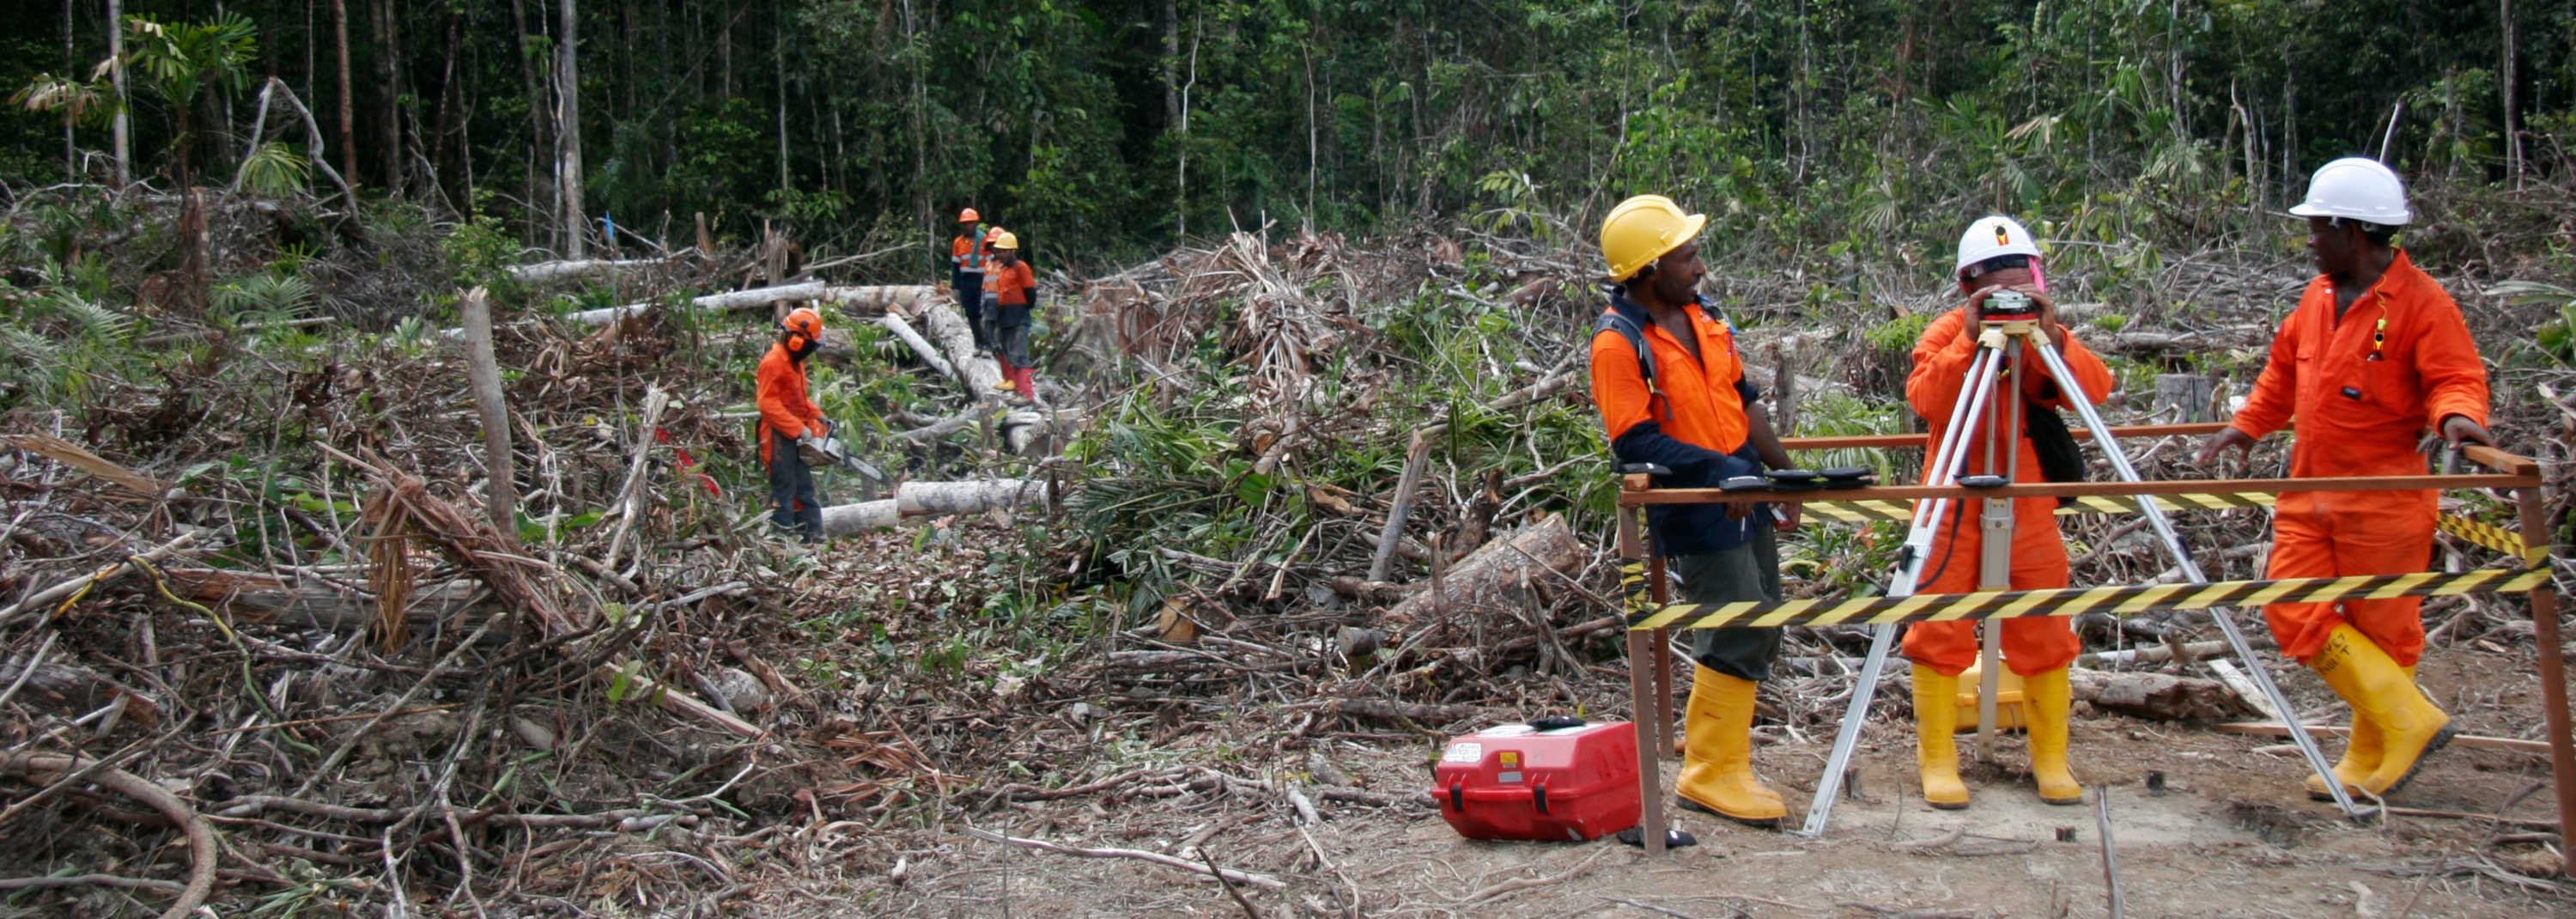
[
  {"x1": 757, "y1": 307, "x2": 832, "y2": 543},
  {"x1": 2194, "y1": 157, "x2": 2494, "y2": 801},
  {"x1": 986, "y1": 232, "x2": 1041, "y2": 402},
  {"x1": 951, "y1": 209, "x2": 996, "y2": 353},
  {"x1": 1901, "y1": 215, "x2": 2116, "y2": 810},
  {"x1": 1589, "y1": 194, "x2": 1801, "y2": 828}
]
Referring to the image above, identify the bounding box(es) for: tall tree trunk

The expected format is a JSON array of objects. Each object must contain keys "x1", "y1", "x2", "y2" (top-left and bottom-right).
[
  {"x1": 2502, "y1": 0, "x2": 2522, "y2": 186},
  {"x1": 431, "y1": 8, "x2": 461, "y2": 212},
  {"x1": 557, "y1": 0, "x2": 586, "y2": 259},
  {"x1": 330, "y1": 0, "x2": 355, "y2": 189},
  {"x1": 61, "y1": 0, "x2": 73, "y2": 181},
  {"x1": 775, "y1": 2, "x2": 789, "y2": 195},
  {"x1": 376, "y1": 0, "x2": 403, "y2": 195},
  {"x1": 512, "y1": 0, "x2": 551, "y2": 246},
  {"x1": 107, "y1": 0, "x2": 131, "y2": 187}
]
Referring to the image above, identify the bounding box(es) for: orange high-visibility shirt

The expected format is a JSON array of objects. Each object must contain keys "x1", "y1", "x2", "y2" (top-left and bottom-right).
[
  {"x1": 2229, "y1": 250, "x2": 2489, "y2": 481},
  {"x1": 983, "y1": 260, "x2": 1036, "y2": 307},
  {"x1": 756, "y1": 342, "x2": 825, "y2": 463},
  {"x1": 1589, "y1": 301, "x2": 1752, "y2": 457},
  {"x1": 951, "y1": 234, "x2": 990, "y2": 273}
]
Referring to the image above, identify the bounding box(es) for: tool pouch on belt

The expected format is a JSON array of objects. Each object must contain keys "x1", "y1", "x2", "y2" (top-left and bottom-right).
[{"x1": 2023, "y1": 396, "x2": 2085, "y2": 507}]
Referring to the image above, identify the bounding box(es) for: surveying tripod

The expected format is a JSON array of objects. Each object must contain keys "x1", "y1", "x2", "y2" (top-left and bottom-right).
[{"x1": 1789, "y1": 297, "x2": 2366, "y2": 837}]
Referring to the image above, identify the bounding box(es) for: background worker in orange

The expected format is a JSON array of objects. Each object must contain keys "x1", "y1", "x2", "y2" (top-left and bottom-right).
[
  {"x1": 949, "y1": 209, "x2": 996, "y2": 353},
  {"x1": 2195, "y1": 157, "x2": 2493, "y2": 801},
  {"x1": 757, "y1": 307, "x2": 832, "y2": 543},
  {"x1": 1589, "y1": 195, "x2": 1801, "y2": 829},
  {"x1": 985, "y1": 232, "x2": 1042, "y2": 401},
  {"x1": 1902, "y1": 215, "x2": 2115, "y2": 810}
]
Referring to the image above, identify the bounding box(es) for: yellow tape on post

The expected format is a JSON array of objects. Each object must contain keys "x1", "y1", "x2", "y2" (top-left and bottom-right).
[{"x1": 1624, "y1": 569, "x2": 2551, "y2": 631}]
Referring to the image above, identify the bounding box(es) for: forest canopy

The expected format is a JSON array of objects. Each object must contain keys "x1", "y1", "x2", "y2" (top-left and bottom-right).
[{"x1": 3, "y1": 1, "x2": 2568, "y2": 270}]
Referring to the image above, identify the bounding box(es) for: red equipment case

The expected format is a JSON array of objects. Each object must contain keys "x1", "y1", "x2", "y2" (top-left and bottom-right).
[{"x1": 1432, "y1": 719, "x2": 1640, "y2": 842}]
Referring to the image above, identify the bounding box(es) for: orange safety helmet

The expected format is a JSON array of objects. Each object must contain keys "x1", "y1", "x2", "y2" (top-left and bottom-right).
[
  {"x1": 958, "y1": 207, "x2": 981, "y2": 223},
  {"x1": 781, "y1": 307, "x2": 824, "y2": 351}
]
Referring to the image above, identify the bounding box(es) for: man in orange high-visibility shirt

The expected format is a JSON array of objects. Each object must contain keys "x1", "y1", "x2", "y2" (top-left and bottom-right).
[
  {"x1": 757, "y1": 307, "x2": 832, "y2": 543},
  {"x1": 1589, "y1": 194, "x2": 1801, "y2": 829},
  {"x1": 985, "y1": 232, "x2": 1041, "y2": 402},
  {"x1": 2195, "y1": 157, "x2": 2493, "y2": 802},
  {"x1": 949, "y1": 208, "x2": 995, "y2": 354},
  {"x1": 1901, "y1": 215, "x2": 2116, "y2": 811}
]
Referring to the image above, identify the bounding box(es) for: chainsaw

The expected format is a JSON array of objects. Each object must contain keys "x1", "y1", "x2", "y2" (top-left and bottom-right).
[{"x1": 804, "y1": 418, "x2": 890, "y2": 499}]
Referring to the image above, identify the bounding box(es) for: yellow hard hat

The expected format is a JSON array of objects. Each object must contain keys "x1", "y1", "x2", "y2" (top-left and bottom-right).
[
  {"x1": 992, "y1": 231, "x2": 1020, "y2": 250},
  {"x1": 1600, "y1": 195, "x2": 1706, "y2": 281}
]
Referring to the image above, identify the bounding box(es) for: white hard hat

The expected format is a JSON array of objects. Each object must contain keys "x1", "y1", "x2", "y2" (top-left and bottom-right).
[
  {"x1": 2287, "y1": 156, "x2": 2411, "y2": 226},
  {"x1": 1953, "y1": 215, "x2": 2042, "y2": 278}
]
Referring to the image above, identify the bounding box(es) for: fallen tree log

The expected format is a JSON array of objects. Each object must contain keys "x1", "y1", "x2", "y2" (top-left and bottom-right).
[
  {"x1": 0, "y1": 752, "x2": 216, "y2": 919},
  {"x1": 917, "y1": 289, "x2": 1007, "y2": 396},
  {"x1": 820, "y1": 499, "x2": 901, "y2": 536},
  {"x1": 1381, "y1": 514, "x2": 1581, "y2": 624},
  {"x1": 823, "y1": 284, "x2": 939, "y2": 312},
  {"x1": 879, "y1": 314, "x2": 957, "y2": 382},
  {"x1": 897, "y1": 479, "x2": 1051, "y2": 517},
  {"x1": 564, "y1": 281, "x2": 826, "y2": 326},
  {"x1": 506, "y1": 257, "x2": 680, "y2": 284},
  {"x1": 2067, "y1": 667, "x2": 2258, "y2": 721},
  {"x1": 161, "y1": 567, "x2": 483, "y2": 630}
]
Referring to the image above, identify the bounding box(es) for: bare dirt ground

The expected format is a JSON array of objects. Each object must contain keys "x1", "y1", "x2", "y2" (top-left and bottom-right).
[{"x1": 724, "y1": 643, "x2": 2573, "y2": 918}]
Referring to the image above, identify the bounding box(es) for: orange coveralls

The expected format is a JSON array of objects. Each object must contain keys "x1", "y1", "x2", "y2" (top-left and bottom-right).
[
  {"x1": 755, "y1": 341, "x2": 825, "y2": 466},
  {"x1": 1900, "y1": 307, "x2": 2116, "y2": 676},
  {"x1": 2227, "y1": 251, "x2": 2488, "y2": 666}
]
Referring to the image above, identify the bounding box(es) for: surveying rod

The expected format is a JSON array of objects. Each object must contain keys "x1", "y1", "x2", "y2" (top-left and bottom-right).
[
  {"x1": 1793, "y1": 340, "x2": 2010, "y2": 836},
  {"x1": 2025, "y1": 332, "x2": 2364, "y2": 818}
]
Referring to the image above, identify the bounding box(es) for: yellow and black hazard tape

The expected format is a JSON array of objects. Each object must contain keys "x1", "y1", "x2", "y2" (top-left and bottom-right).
[
  {"x1": 2437, "y1": 514, "x2": 2549, "y2": 566},
  {"x1": 1623, "y1": 568, "x2": 2550, "y2": 630},
  {"x1": 1790, "y1": 492, "x2": 2278, "y2": 525}
]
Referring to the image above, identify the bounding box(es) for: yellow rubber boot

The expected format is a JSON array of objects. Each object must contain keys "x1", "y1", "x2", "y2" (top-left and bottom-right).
[
  {"x1": 2305, "y1": 666, "x2": 2409, "y2": 801},
  {"x1": 2021, "y1": 667, "x2": 2082, "y2": 805},
  {"x1": 1911, "y1": 665, "x2": 1971, "y2": 810},
  {"x1": 1674, "y1": 666, "x2": 1786, "y2": 827},
  {"x1": 2309, "y1": 627, "x2": 2451, "y2": 798}
]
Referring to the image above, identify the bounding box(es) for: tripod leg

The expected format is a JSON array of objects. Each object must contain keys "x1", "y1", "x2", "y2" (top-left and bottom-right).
[
  {"x1": 1795, "y1": 621, "x2": 1897, "y2": 837},
  {"x1": 2026, "y1": 339, "x2": 2363, "y2": 818},
  {"x1": 1807, "y1": 343, "x2": 2009, "y2": 837}
]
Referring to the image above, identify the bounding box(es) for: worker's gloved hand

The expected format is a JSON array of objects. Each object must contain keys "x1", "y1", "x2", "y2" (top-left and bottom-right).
[
  {"x1": 797, "y1": 433, "x2": 823, "y2": 452},
  {"x1": 2191, "y1": 426, "x2": 2256, "y2": 467}
]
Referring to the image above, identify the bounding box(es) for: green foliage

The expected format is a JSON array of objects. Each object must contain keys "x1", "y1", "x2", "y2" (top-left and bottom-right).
[
  {"x1": 234, "y1": 141, "x2": 310, "y2": 197},
  {"x1": 2491, "y1": 280, "x2": 2576, "y2": 367}
]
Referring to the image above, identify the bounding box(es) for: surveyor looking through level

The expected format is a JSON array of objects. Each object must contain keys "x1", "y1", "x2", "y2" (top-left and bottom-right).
[
  {"x1": 757, "y1": 307, "x2": 831, "y2": 544},
  {"x1": 1589, "y1": 193, "x2": 1801, "y2": 828},
  {"x1": 2192, "y1": 156, "x2": 2494, "y2": 802},
  {"x1": 950, "y1": 208, "x2": 997, "y2": 353},
  {"x1": 1900, "y1": 215, "x2": 2117, "y2": 811},
  {"x1": 985, "y1": 232, "x2": 1042, "y2": 402}
]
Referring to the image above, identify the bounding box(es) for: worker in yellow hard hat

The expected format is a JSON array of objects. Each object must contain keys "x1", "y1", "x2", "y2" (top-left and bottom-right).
[
  {"x1": 983, "y1": 231, "x2": 1041, "y2": 401},
  {"x1": 1589, "y1": 194, "x2": 1801, "y2": 829},
  {"x1": 949, "y1": 208, "x2": 995, "y2": 353}
]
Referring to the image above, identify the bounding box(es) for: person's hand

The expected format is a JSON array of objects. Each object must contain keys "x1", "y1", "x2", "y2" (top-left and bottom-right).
[
  {"x1": 798, "y1": 433, "x2": 823, "y2": 452},
  {"x1": 1773, "y1": 502, "x2": 1802, "y2": 531},
  {"x1": 1725, "y1": 501, "x2": 1752, "y2": 521},
  {"x1": 2192, "y1": 426, "x2": 2255, "y2": 467},
  {"x1": 2439, "y1": 414, "x2": 2495, "y2": 449},
  {"x1": 1961, "y1": 284, "x2": 2001, "y2": 340}
]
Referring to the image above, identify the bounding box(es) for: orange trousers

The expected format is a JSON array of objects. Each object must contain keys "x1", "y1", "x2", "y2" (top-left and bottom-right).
[
  {"x1": 2261, "y1": 491, "x2": 2438, "y2": 666},
  {"x1": 1899, "y1": 494, "x2": 2080, "y2": 677}
]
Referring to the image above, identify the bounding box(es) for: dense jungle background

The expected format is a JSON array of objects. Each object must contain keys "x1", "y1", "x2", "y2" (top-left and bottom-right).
[{"x1": 4, "y1": 1, "x2": 2576, "y2": 916}]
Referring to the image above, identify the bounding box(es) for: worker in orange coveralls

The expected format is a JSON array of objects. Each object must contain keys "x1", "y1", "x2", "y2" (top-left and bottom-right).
[
  {"x1": 2195, "y1": 156, "x2": 2493, "y2": 802},
  {"x1": 757, "y1": 307, "x2": 832, "y2": 543},
  {"x1": 1902, "y1": 215, "x2": 2115, "y2": 811}
]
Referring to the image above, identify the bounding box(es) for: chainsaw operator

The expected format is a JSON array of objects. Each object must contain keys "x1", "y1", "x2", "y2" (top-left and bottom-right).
[
  {"x1": 2193, "y1": 157, "x2": 2493, "y2": 802},
  {"x1": 757, "y1": 307, "x2": 831, "y2": 544},
  {"x1": 949, "y1": 208, "x2": 996, "y2": 354},
  {"x1": 1901, "y1": 215, "x2": 2116, "y2": 811},
  {"x1": 985, "y1": 231, "x2": 1041, "y2": 401},
  {"x1": 1589, "y1": 194, "x2": 1801, "y2": 828}
]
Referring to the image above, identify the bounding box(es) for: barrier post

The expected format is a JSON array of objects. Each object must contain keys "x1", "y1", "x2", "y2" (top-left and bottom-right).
[
  {"x1": 1616, "y1": 488, "x2": 1667, "y2": 854},
  {"x1": 2514, "y1": 481, "x2": 2574, "y2": 873}
]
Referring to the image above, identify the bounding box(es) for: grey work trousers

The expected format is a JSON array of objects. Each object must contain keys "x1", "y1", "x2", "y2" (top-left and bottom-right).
[{"x1": 1671, "y1": 522, "x2": 1784, "y2": 682}]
